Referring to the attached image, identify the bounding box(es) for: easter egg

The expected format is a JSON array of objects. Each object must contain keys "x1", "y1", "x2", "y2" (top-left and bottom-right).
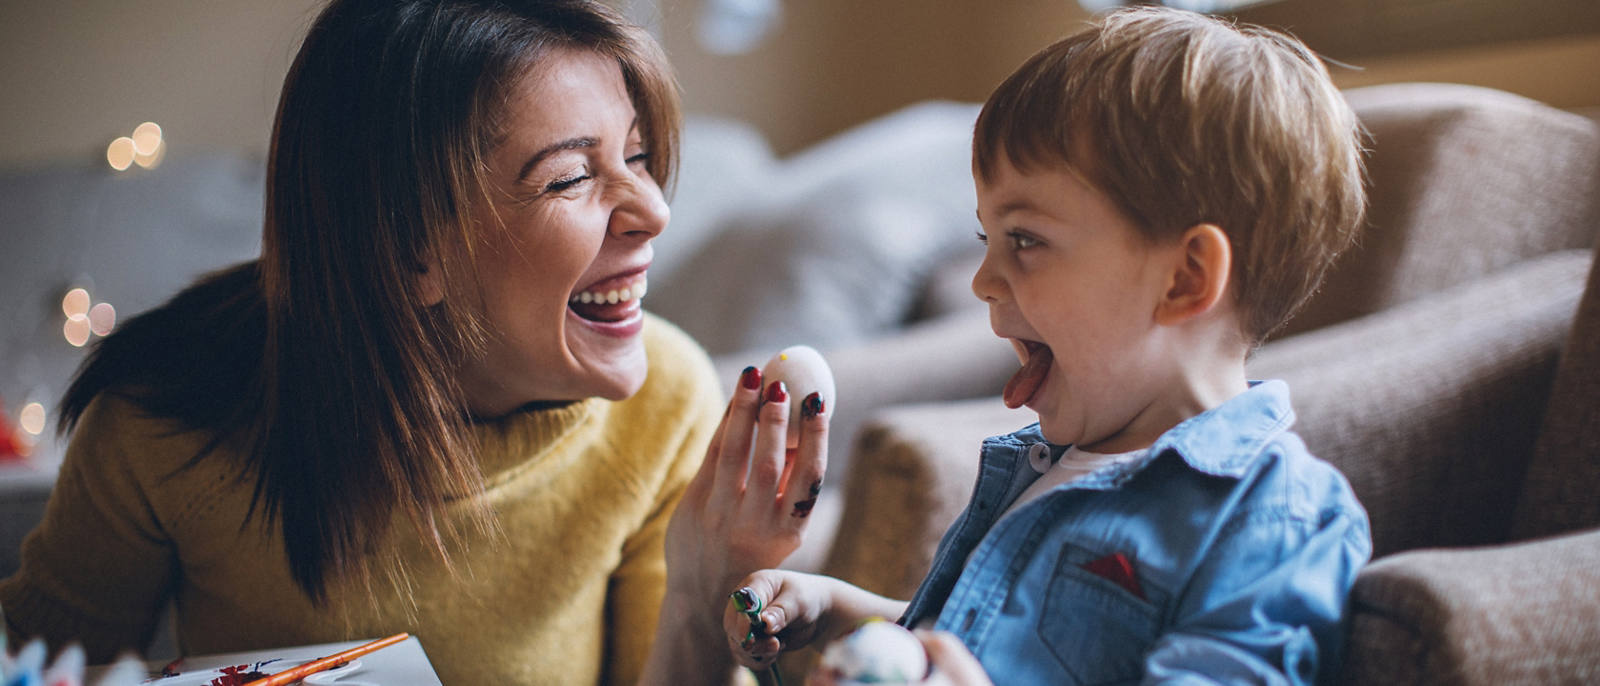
[
  {"x1": 759, "y1": 344, "x2": 835, "y2": 449},
  {"x1": 816, "y1": 618, "x2": 928, "y2": 685}
]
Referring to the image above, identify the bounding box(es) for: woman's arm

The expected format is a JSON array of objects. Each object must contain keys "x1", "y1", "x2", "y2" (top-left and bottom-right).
[
  {"x1": 0, "y1": 394, "x2": 177, "y2": 662},
  {"x1": 642, "y1": 366, "x2": 831, "y2": 685}
]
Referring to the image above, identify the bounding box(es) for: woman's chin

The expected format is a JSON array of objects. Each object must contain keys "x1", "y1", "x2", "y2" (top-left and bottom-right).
[{"x1": 574, "y1": 344, "x2": 649, "y2": 401}]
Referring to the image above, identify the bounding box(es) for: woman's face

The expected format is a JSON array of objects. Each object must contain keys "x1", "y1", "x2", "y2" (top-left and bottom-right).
[{"x1": 458, "y1": 47, "x2": 668, "y2": 416}]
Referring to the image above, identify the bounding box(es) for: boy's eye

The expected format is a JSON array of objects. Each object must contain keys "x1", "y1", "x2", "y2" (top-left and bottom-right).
[
  {"x1": 975, "y1": 229, "x2": 989, "y2": 245},
  {"x1": 1008, "y1": 232, "x2": 1040, "y2": 250}
]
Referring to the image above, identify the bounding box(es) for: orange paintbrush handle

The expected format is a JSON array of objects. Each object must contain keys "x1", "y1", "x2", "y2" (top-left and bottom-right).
[{"x1": 241, "y1": 632, "x2": 410, "y2": 686}]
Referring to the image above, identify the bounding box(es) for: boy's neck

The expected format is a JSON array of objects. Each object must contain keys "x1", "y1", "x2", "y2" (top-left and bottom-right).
[{"x1": 1079, "y1": 339, "x2": 1249, "y2": 455}]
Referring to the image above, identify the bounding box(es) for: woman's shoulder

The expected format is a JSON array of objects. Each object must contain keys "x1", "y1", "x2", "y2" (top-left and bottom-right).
[{"x1": 68, "y1": 390, "x2": 239, "y2": 476}]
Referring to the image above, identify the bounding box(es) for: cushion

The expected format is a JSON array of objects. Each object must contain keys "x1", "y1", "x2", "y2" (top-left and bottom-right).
[
  {"x1": 1249, "y1": 249, "x2": 1591, "y2": 557},
  {"x1": 1280, "y1": 83, "x2": 1600, "y2": 339},
  {"x1": 648, "y1": 102, "x2": 984, "y2": 356},
  {"x1": 1342, "y1": 528, "x2": 1600, "y2": 685}
]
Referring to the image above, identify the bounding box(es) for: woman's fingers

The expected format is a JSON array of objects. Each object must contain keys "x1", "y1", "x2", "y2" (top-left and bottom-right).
[
  {"x1": 743, "y1": 380, "x2": 790, "y2": 505},
  {"x1": 781, "y1": 392, "x2": 828, "y2": 522},
  {"x1": 713, "y1": 366, "x2": 765, "y2": 498},
  {"x1": 684, "y1": 401, "x2": 734, "y2": 503}
]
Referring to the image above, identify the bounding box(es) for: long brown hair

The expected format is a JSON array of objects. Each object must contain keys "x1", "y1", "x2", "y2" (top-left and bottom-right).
[{"x1": 60, "y1": 0, "x2": 681, "y2": 604}]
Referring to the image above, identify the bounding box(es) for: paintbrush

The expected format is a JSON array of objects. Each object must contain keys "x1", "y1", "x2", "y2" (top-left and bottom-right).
[{"x1": 240, "y1": 633, "x2": 409, "y2": 686}]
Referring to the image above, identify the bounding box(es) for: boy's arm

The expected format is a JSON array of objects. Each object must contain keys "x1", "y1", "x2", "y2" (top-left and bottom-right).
[
  {"x1": 724, "y1": 570, "x2": 909, "y2": 671},
  {"x1": 1143, "y1": 507, "x2": 1371, "y2": 685}
]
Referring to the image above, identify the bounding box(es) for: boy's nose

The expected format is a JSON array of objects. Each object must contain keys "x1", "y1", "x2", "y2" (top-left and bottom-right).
[{"x1": 971, "y1": 252, "x2": 1004, "y2": 303}]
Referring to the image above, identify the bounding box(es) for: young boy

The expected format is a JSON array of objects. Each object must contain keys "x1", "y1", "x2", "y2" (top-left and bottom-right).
[{"x1": 723, "y1": 6, "x2": 1371, "y2": 684}]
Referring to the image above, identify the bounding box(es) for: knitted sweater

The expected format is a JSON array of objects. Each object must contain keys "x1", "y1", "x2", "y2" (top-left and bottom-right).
[{"x1": 0, "y1": 314, "x2": 724, "y2": 685}]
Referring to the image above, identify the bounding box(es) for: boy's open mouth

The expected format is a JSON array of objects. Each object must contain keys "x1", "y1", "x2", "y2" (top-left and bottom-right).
[
  {"x1": 568, "y1": 275, "x2": 647, "y2": 323},
  {"x1": 1004, "y1": 339, "x2": 1053, "y2": 409}
]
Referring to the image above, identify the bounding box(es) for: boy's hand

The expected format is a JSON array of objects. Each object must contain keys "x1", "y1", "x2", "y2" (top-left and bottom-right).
[
  {"x1": 916, "y1": 630, "x2": 993, "y2": 685},
  {"x1": 723, "y1": 570, "x2": 839, "y2": 670},
  {"x1": 664, "y1": 366, "x2": 829, "y2": 625}
]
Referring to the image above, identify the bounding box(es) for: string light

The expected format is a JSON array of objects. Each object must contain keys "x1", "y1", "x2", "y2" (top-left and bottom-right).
[
  {"x1": 106, "y1": 137, "x2": 137, "y2": 171},
  {"x1": 63, "y1": 317, "x2": 91, "y2": 347},
  {"x1": 89, "y1": 302, "x2": 117, "y2": 336},
  {"x1": 59, "y1": 287, "x2": 115, "y2": 345},
  {"x1": 106, "y1": 121, "x2": 166, "y2": 171},
  {"x1": 19, "y1": 403, "x2": 46, "y2": 436},
  {"x1": 62, "y1": 288, "x2": 91, "y2": 318}
]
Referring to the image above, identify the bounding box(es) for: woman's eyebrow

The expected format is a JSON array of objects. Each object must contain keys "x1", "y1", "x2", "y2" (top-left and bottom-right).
[{"x1": 517, "y1": 136, "x2": 597, "y2": 181}]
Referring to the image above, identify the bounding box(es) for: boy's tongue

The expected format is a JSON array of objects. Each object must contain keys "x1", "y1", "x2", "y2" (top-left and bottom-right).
[{"x1": 1003, "y1": 344, "x2": 1053, "y2": 409}]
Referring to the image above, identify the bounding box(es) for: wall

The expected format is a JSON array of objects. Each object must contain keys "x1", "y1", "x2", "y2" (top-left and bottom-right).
[
  {"x1": 0, "y1": 1, "x2": 324, "y2": 172},
  {"x1": 0, "y1": 1, "x2": 1596, "y2": 169}
]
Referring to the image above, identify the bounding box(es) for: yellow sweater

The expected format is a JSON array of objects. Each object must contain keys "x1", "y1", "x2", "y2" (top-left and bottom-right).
[{"x1": 0, "y1": 314, "x2": 724, "y2": 685}]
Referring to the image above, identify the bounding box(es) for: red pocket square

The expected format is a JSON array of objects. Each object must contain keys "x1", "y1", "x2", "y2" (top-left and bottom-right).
[{"x1": 1081, "y1": 552, "x2": 1145, "y2": 600}]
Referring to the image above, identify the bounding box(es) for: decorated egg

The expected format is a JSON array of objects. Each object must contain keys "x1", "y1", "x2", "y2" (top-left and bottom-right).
[
  {"x1": 759, "y1": 344, "x2": 836, "y2": 449},
  {"x1": 815, "y1": 618, "x2": 928, "y2": 685}
]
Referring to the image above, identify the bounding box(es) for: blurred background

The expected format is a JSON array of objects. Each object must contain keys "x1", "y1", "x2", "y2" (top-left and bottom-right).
[
  {"x1": 1, "y1": 0, "x2": 1598, "y2": 468},
  {"x1": 2, "y1": 0, "x2": 1599, "y2": 168}
]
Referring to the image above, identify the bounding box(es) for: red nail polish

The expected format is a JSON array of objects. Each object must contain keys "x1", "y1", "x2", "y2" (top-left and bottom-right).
[
  {"x1": 740, "y1": 366, "x2": 761, "y2": 390},
  {"x1": 765, "y1": 380, "x2": 788, "y2": 403}
]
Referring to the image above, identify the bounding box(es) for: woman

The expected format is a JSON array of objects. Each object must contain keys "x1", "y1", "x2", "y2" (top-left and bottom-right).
[{"x1": 0, "y1": 1, "x2": 825, "y2": 683}]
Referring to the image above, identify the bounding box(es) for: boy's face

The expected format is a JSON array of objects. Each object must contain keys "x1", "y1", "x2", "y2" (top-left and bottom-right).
[{"x1": 971, "y1": 156, "x2": 1176, "y2": 450}]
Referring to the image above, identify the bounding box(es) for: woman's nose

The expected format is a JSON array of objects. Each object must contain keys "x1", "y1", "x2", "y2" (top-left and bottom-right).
[{"x1": 609, "y1": 175, "x2": 669, "y2": 240}]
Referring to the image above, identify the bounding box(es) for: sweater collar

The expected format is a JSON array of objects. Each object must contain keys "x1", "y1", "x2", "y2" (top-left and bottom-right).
[{"x1": 469, "y1": 397, "x2": 598, "y2": 483}]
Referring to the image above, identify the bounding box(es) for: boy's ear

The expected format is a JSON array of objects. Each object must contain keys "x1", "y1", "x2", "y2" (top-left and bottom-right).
[
  {"x1": 415, "y1": 256, "x2": 445, "y2": 307},
  {"x1": 1154, "y1": 223, "x2": 1231, "y2": 326}
]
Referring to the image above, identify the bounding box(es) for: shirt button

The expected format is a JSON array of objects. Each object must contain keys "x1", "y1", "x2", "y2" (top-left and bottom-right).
[
  {"x1": 1027, "y1": 442, "x2": 1052, "y2": 474},
  {"x1": 961, "y1": 608, "x2": 977, "y2": 632}
]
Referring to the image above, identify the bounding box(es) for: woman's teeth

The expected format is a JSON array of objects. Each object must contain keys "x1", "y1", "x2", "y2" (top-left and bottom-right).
[{"x1": 569, "y1": 280, "x2": 647, "y2": 305}]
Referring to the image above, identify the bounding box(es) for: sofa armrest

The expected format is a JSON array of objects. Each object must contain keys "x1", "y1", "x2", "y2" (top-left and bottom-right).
[{"x1": 1342, "y1": 527, "x2": 1600, "y2": 685}]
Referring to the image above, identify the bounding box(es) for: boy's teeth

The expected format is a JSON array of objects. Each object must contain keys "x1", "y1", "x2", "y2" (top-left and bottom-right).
[{"x1": 570, "y1": 280, "x2": 647, "y2": 305}]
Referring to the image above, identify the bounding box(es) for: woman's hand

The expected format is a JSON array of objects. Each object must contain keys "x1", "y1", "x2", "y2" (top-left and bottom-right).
[{"x1": 663, "y1": 365, "x2": 829, "y2": 623}]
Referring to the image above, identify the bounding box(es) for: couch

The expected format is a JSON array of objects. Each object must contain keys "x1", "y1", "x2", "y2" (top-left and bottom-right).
[
  {"x1": 4, "y1": 82, "x2": 1597, "y2": 679},
  {"x1": 809, "y1": 83, "x2": 1600, "y2": 683}
]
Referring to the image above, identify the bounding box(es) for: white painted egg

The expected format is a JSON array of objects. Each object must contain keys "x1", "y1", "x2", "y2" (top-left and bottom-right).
[
  {"x1": 817, "y1": 618, "x2": 928, "y2": 684},
  {"x1": 759, "y1": 344, "x2": 836, "y2": 449}
]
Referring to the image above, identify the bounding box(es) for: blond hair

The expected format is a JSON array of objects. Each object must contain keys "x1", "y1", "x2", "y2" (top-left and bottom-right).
[{"x1": 974, "y1": 6, "x2": 1366, "y2": 344}]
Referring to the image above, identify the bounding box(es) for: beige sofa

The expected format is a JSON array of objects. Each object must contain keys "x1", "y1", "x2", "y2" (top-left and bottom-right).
[{"x1": 806, "y1": 83, "x2": 1600, "y2": 683}]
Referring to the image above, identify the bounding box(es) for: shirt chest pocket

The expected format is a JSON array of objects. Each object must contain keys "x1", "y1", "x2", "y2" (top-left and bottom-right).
[{"x1": 1038, "y1": 543, "x2": 1161, "y2": 685}]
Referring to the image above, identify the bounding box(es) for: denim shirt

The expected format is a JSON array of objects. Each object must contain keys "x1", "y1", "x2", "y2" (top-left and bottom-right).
[{"x1": 899, "y1": 381, "x2": 1371, "y2": 685}]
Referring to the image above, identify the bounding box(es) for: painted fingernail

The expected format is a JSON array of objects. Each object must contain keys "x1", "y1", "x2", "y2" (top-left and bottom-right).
[
  {"x1": 764, "y1": 380, "x2": 788, "y2": 404},
  {"x1": 731, "y1": 587, "x2": 760, "y2": 613},
  {"x1": 802, "y1": 392, "x2": 825, "y2": 418},
  {"x1": 740, "y1": 366, "x2": 761, "y2": 390}
]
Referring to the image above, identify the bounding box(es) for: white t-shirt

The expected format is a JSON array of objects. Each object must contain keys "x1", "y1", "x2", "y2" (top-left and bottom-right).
[{"x1": 998, "y1": 445, "x2": 1148, "y2": 521}]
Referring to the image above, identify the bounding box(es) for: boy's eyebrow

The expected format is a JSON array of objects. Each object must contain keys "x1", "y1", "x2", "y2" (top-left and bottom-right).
[{"x1": 990, "y1": 198, "x2": 1041, "y2": 218}]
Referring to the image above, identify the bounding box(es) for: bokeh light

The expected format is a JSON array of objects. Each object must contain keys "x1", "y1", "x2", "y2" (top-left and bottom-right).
[
  {"x1": 89, "y1": 302, "x2": 117, "y2": 336},
  {"x1": 62, "y1": 288, "x2": 91, "y2": 318},
  {"x1": 131, "y1": 122, "x2": 163, "y2": 155},
  {"x1": 63, "y1": 316, "x2": 91, "y2": 347},
  {"x1": 106, "y1": 137, "x2": 136, "y2": 171},
  {"x1": 19, "y1": 403, "x2": 47, "y2": 436},
  {"x1": 133, "y1": 142, "x2": 165, "y2": 169}
]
